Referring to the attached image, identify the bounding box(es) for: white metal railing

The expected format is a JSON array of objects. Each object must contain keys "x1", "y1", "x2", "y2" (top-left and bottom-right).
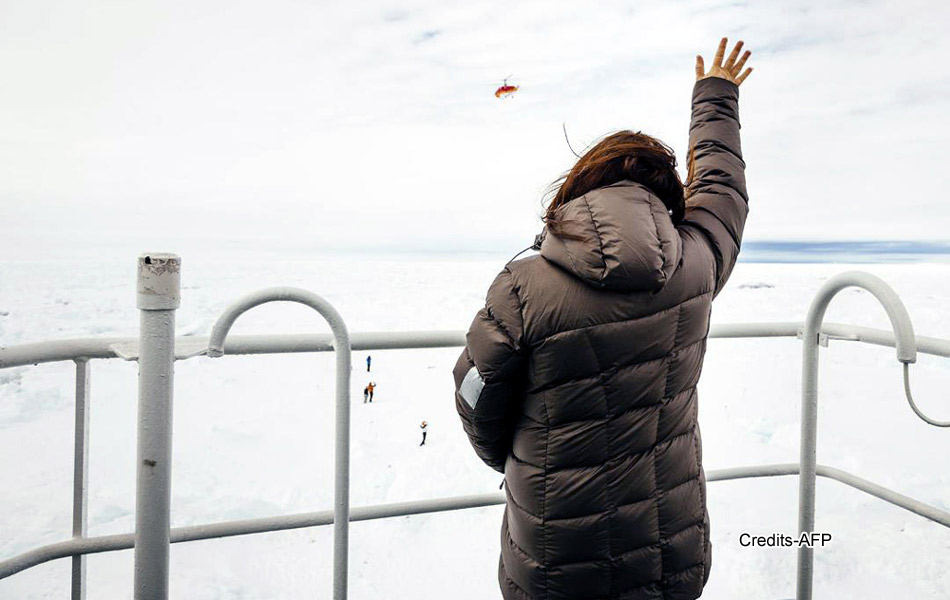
[{"x1": 0, "y1": 253, "x2": 948, "y2": 600}]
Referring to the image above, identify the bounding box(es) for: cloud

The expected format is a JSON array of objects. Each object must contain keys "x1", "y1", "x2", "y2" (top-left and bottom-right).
[{"x1": 412, "y1": 29, "x2": 441, "y2": 44}]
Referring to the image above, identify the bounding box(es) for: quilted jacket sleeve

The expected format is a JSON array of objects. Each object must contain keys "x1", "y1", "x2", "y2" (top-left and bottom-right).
[
  {"x1": 679, "y1": 76, "x2": 749, "y2": 299},
  {"x1": 453, "y1": 267, "x2": 528, "y2": 473}
]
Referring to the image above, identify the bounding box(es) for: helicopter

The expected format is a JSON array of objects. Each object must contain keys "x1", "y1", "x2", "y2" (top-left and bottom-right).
[{"x1": 494, "y1": 75, "x2": 519, "y2": 99}]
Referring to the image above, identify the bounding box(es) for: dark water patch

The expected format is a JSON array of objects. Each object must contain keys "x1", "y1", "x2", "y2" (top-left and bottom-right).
[{"x1": 739, "y1": 241, "x2": 950, "y2": 264}]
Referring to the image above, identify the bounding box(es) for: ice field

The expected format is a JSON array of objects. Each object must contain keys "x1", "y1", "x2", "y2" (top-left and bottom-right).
[{"x1": 1, "y1": 253, "x2": 949, "y2": 599}]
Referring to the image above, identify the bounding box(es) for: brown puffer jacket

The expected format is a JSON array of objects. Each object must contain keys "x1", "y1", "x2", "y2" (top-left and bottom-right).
[{"x1": 453, "y1": 76, "x2": 748, "y2": 600}]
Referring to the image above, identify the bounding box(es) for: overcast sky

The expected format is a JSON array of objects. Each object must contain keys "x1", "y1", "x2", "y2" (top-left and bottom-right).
[{"x1": 1, "y1": 0, "x2": 948, "y2": 259}]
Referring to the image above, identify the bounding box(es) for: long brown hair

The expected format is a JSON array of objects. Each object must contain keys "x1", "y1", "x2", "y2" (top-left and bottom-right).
[{"x1": 543, "y1": 130, "x2": 695, "y2": 239}]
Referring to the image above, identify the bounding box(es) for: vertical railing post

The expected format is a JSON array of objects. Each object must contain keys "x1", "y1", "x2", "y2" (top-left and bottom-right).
[
  {"x1": 133, "y1": 253, "x2": 180, "y2": 600},
  {"x1": 71, "y1": 359, "x2": 91, "y2": 600},
  {"x1": 332, "y1": 319, "x2": 351, "y2": 599},
  {"x1": 798, "y1": 322, "x2": 820, "y2": 600}
]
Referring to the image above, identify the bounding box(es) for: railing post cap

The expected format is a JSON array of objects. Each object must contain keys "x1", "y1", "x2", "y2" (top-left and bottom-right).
[{"x1": 137, "y1": 253, "x2": 181, "y2": 310}]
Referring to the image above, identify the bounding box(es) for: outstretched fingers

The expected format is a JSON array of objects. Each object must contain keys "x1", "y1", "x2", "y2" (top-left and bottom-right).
[
  {"x1": 731, "y1": 49, "x2": 751, "y2": 76},
  {"x1": 713, "y1": 37, "x2": 727, "y2": 67},
  {"x1": 697, "y1": 36, "x2": 755, "y2": 86},
  {"x1": 725, "y1": 40, "x2": 744, "y2": 70}
]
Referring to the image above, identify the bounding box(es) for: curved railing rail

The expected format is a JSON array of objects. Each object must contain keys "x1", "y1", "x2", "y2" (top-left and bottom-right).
[
  {"x1": 795, "y1": 270, "x2": 945, "y2": 600},
  {"x1": 0, "y1": 255, "x2": 947, "y2": 600},
  {"x1": 206, "y1": 287, "x2": 352, "y2": 600}
]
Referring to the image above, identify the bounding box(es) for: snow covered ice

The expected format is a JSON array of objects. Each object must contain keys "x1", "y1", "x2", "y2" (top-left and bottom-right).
[{"x1": 1, "y1": 254, "x2": 949, "y2": 598}]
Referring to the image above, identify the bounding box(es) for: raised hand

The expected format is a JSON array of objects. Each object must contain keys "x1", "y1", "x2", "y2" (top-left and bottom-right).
[{"x1": 696, "y1": 37, "x2": 753, "y2": 86}]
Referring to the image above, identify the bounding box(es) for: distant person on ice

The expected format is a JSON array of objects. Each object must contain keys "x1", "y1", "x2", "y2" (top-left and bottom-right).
[
  {"x1": 366, "y1": 355, "x2": 372, "y2": 372},
  {"x1": 363, "y1": 386, "x2": 370, "y2": 404},
  {"x1": 452, "y1": 38, "x2": 753, "y2": 600},
  {"x1": 367, "y1": 382, "x2": 376, "y2": 402},
  {"x1": 419, "y1": 421, "x2": 427, "y2": 446}
]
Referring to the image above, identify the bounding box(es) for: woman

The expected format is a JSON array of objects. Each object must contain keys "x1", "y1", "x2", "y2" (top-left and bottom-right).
[{"x1": 453, "y1": 38, "x2": 753, "y2": 600}]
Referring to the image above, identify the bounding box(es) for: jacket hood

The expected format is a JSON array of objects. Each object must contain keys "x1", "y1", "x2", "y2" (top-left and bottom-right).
[{"x1": 538, "y1": 180, "x2": 682, "y2": 292}]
